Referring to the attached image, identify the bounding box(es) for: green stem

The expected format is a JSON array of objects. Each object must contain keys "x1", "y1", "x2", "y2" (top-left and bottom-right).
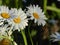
[
  {"x1": 28, "y1": 21, "x2": 34, "y2": 45},
  {"x1": 15, "y1": 0, "x2": 18, "y2": 8},
  {"x1": 44, "y1": 0, "x2": 47, "y2": 14},
  {"x1": 47, "y1": 6, "x2": 60, "y2": 13},
  {"x1": 18, "y1": 0, "x2": 23, "y2": 8},
  {"x1": 21, "y1": 30, "x2": 28, "y2": 45},
  {"x1": 28, "y1": 30, "x2": 34, "y2": 45},
  {"x1": 0, "y1": 0, "x2": 2, "y2": 5}
]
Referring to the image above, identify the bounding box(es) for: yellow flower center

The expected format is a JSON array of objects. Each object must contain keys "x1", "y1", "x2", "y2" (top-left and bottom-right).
[
  {"x1": 1, "y1": 13, "x2": 10, "y2": 19},
  {"x1": 33, "y1": 13, "x2": 39, "y2": 19},
  {"x1": 0, "y1": 38, "x2": 11, "y2": 45},
  {"x1": 13, "y1": 17, "x2": 21, "y2": 24}
]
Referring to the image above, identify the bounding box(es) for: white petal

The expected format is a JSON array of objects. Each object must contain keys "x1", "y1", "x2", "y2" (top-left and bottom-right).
[
  {"x1": 13, "y1": 41, "x2": 17, "y2": 45},
  {"x1": 50, "y1": 34, "x2": 57, "y2": 38},
  {"x1": 55, "y1": 32, "x2": 60, "y2": 36},
  {"x1": 0, "y1": 22, "x2": 3, "y2": 25}
]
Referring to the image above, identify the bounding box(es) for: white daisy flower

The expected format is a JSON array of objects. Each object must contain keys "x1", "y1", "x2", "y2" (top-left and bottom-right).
[
  {"x1": 50, "y1": 32, "x2": 60, "y2": 42},
  {"x1": 0, "y1": 26, "x2": 8, "y2": 41},
  {"x1": 0, "y1": 6, "x2": 16, "y2": 24},
  {"x1": 9, "y1": 8, "x2": 28, "y2": 31},
  {"x1": 0, "y1": 6, "x2": 10, "y2": 20},
  {"x1": 26, "y1": 5, "x2": 47, "y2": 26},
  {"x1": 0, "y1": 25, "x2": 13, "y2": 42}
]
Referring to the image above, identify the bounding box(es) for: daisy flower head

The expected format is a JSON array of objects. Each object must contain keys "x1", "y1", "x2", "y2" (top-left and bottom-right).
[
  {"x1": 0, "y1": 6, "x2": 10, "y2": 20},
  {"x1": 0, "y1": 25, "x2": 14, "y2": 44},
  {"x1": 0, "y1": 6, "x2": 16, "y2": 25},
  {"x1": 10, "y1": 8, "x2": 28, "y2": 31},
  {"x1": 26, "y1": 5, "x2": 47, "y2": 26},
  {"x1": 50, "y1": 32, "x2": 60, "y2": 42}
]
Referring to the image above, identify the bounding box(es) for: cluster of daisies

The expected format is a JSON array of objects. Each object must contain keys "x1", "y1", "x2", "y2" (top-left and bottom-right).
[{"x1": 0, "y1": 5, "x2": 47, "y2": 45}]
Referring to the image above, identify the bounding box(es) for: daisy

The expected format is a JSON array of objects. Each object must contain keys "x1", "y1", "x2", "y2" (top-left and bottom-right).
[
  {"x1": 0, "y1": 6, "x2": 10, "y2": 20},
  {"x1": 26, "y1": 5, "x2": 47, "y2": 26},
  {"x1": 0, "y1": 6, "x2": 16, "y2": 25},
  {"x1": 50, "y1": 32, "x2": 60, "y2": 42},
  {"x1": 0, "y1": 26, "x2": 17, "y2": 45},
  {"x1": 0, "y1": 25, "x2": 14, "y2": 44},
  {"x1": 0, "y1": 26, "x2": 10, "y2": 41},
  {"x1": 0, "y1": 27, "x2": 7, "y2": 41},
  {"x1": 9, "y1": 8, "x2": 28, "y2": 31}
]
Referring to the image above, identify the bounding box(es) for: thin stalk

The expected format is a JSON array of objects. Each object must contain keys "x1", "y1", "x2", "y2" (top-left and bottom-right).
[
  {"x1": 15, "y1": 0, "x2": 18, "y2": 8},
  {"x1": 21, "y1": 30, "x2": 28, "y2": 45},
  {"x1": 28, "y1": 30, "x2": 34, "y2": 45},
  {"x1": 47, "y1": 6, "x2": 60, "y2": 13},
  {"x1": 28, "y1": 22, "x2": 34, "y2": 45},
  {"x1": 43, "y1": 0, "x2": 47, "y2": 14},
  {"x1": 0, "y1": 0, "x2": 2, "y2": 5}
]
